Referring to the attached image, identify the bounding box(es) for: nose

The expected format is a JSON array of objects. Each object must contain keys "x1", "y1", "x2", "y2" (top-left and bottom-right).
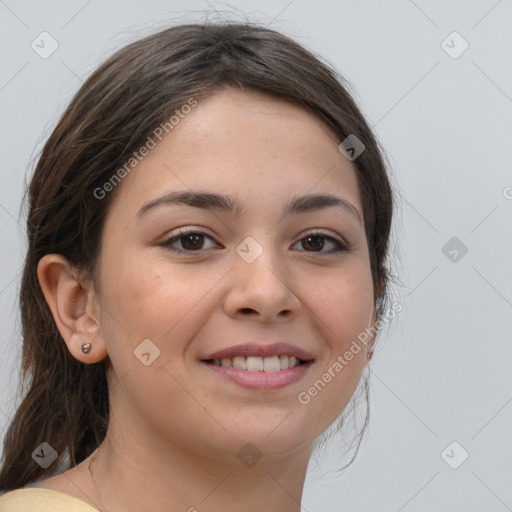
[{"x1": 223, "y1": 242, "x2": 301, "y2": 323}]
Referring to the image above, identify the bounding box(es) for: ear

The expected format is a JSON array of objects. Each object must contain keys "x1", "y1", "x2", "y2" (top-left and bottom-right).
[{"x1": 37, "y1": 254, "x2": 108, "y2": 364}]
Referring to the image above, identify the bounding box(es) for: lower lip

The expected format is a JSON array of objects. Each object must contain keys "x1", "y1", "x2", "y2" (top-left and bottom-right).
[{"x1": 202, "y1": 361, "x2": 313, "y2": 390}]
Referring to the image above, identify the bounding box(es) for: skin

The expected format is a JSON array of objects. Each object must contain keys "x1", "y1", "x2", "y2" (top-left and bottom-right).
[{"x1": 36, "y1": 86, "x2": 377, "y2": 512}]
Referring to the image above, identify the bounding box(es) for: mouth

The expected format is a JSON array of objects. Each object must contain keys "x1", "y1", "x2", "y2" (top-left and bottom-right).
[{"x1": 200, "y1": 343, "x2": 314, "y2": 390}]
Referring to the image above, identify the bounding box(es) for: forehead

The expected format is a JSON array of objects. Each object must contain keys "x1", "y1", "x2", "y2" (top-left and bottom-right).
[{"x1": 106, "y1": 87, "x2": 362, "y2": 223}]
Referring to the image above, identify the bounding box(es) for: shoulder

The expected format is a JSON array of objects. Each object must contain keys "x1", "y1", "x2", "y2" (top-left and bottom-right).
[{"x1": 0, "y1": 488, "x2": 99, "y2": 511}]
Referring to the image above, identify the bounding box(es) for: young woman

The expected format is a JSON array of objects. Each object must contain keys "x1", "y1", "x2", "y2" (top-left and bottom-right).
[{"x1": 0, "y1": 20, "x2": 395, "y2": 511}]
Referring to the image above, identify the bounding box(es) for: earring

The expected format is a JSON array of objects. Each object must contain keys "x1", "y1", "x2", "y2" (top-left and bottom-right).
[{"x1": 81, "y1": 343, "x2": 92, "y2": 354}]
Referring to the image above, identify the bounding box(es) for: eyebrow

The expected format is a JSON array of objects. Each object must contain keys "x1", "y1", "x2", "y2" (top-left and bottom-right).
[{"x1": 137, "y1": 190, "x2": 362, "y2": 223}]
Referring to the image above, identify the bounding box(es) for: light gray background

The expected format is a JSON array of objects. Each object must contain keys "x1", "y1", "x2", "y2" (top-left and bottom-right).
[{"x1": 1, "y1": 1, "x2": 511, "y2": 510}]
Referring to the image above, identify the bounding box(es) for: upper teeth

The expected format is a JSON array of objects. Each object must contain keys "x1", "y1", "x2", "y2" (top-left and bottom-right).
[{"x1": 213, "y1": 355, "x2": 300, "y2": 372}]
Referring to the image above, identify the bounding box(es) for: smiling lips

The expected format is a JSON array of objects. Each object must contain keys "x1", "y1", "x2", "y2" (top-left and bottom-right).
[{"x1": 201, "y1": 342, "x2": 314, "y2": 390}]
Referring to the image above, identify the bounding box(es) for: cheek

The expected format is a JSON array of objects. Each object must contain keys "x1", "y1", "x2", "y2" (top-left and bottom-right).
[
  {"x1": 100, "y1": 252, "x2": 222, "y2": 357},
  {"x1": 313, "y1": 260, "x2": 375, "y2": 347},
  {"x1": 297, "y1": 262, "x2": 373, "y2": 423}
]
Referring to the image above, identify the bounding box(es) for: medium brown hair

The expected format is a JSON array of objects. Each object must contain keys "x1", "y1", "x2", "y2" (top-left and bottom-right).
[{"x1": 0, "y1": 20, "x2": 395, "y2": 490}]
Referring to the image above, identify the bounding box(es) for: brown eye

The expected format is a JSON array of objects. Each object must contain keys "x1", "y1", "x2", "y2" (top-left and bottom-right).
[
  {"x1": 293, "y1": 232, "x2": 348, "y2": 254},
  {"x1": 180, "y1": 233, "x2": 204, "y2": 250},
  {"x1": 160, "y1": 229, "x2": 218, "y2": 253},
  {"x1": 302, "y1": 235, "x2": 325, "y2": 252}
]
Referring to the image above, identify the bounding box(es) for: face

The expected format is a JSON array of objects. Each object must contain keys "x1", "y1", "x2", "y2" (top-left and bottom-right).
[{"x1": 92, "y1": 87, "x2": 376, "y2": 463}]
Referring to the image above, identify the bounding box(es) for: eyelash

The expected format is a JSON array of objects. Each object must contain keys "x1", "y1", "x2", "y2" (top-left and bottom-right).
[{"x1": 159, "y1": 228, "x2": 349, "y2": 255}]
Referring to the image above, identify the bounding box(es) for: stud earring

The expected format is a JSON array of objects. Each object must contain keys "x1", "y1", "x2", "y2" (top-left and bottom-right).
[{"x1": 81, "y1": 343, "x2": 92, "y2": 354}]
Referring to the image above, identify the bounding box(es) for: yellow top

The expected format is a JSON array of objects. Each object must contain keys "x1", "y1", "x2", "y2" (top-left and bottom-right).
[{"x1": 0, "y1": 488, "x2": 99, "y2": 511}]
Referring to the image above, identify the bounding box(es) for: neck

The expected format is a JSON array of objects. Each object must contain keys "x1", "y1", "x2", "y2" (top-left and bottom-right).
[{"x1": 88, "y1": 424, "x2": 313, "y2": 512}]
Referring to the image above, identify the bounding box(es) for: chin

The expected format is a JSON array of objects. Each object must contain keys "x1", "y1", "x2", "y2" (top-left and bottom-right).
[{"x1": 220, "y1": 411, "x2": 318, "y2": 454}]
